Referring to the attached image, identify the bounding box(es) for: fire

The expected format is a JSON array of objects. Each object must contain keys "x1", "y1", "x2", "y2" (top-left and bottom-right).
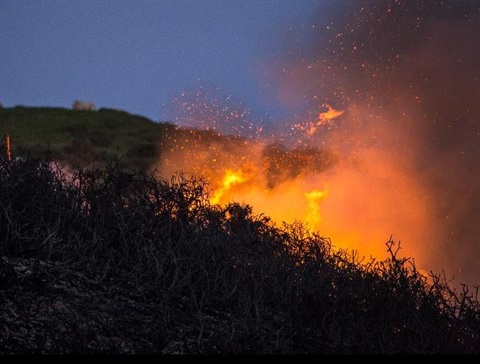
[
  {"x1": 159, "y1": 102, "x2": 435, "y2": 273},
  {"x1": 293, "y1": 104, "x2": 345, "y2": 136},
  {"x1": 304, "y1": 186, "x2": 329, "y2": 231},
  {"x1": 318, "y1": 104, "x2": 344, "y2": 126},
  {"x1": 210, "y1": 168, "x2": 253, "y2": 205}
]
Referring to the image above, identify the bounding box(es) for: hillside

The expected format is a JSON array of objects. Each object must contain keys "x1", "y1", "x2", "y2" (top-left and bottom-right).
[
  {"x1": 0, "y1": 106, "x2": 172, "y2": 171},
  {"x1": 1, "y1": 106, "x2": 479, "y2": 354},
  {"x1": 0, "y1": 105, "x2": 337, "y2": 191}
]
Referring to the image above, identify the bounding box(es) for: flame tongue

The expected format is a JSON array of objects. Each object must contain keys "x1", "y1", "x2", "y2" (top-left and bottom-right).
[
  {"x1": 209, "y1": 167, "x2": 331, "y2": 239},
  {"x1": 293, "y1": 104, "x2": 345, "y2": 136},
  {"x1": 210, "y1": 168, "x2": 252, "y2": 205},
  {"x1": 304, "y1": 187, "x2": 329, "y2": 231},
  {"x1": 318, "y1": 104, "x2": 344, "y2": 126}
]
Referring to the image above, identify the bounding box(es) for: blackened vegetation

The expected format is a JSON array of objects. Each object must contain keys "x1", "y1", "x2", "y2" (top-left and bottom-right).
[{"x1": 0, "y1": 150, "x2": 479, "y2": 354}]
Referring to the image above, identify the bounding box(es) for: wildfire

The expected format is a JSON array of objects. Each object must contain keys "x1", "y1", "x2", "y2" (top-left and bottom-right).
[
  {"x1": 159, "y1": 102, "x2": 433, "y2": 271},
  {"x1": 304, "y1": 187, "x2": 329, "y2": 231},
  {"x1": 210, "y1": 168, "x2": 253, "y2": 205}
]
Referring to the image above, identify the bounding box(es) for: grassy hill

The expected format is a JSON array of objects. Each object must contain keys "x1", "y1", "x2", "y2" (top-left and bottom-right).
[
  {"x1": 0, "y1": 106, "x2": 172, "y2": 170},
  {"x1": 0, "y1": 105, "x2": 337, "y2": 185}
]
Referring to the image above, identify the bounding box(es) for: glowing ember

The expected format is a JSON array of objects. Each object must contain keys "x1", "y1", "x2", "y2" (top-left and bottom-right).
[
  {"x1": 293, "y1": 104, "x2": 344, "y2": 136},
  {"x1": 318, "y1": 104, "x2": 344, "y2": 126}
]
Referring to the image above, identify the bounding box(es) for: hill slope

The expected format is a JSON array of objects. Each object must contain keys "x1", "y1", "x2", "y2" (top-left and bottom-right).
[
  {"x1": 1, "y1": 107, "x2": 479, "y2": 353},
  {"x1": 0, "y1": 106, "x2": 173, "y2": 170},
  {"x1": 0, "y1": 105, "x2": 336, "y2": 184},
  {"x1": 0, "y1": 106, "x2": 291, "y2": 172}
]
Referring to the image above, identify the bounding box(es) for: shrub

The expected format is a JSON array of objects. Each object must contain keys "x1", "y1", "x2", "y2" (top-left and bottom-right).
[{"x1": 0, "y1": 153, "x2": 479, "y2": 353}]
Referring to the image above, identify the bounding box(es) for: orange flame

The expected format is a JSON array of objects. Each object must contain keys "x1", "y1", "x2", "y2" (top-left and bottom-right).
[
  {"x1": 318, "y1": 104, "x2": 344, "y2": 125},
  {"x1": 210, "y1": 168, "x2": 252, "y2": 205},
  {"x1": 304, "y1": 186, "x2": 329, "y2": 230},
  {"x1": 158, "y1": 104, "x2": 435, "y2": 271},
  {"x1": 294, "y1": 104, "x2": 345, "y2": 136}
]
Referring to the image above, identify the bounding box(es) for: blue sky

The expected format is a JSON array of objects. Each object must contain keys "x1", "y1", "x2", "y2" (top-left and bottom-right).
[{"x1": 0, "y1": 0, "x2": 320, "y2": 123}]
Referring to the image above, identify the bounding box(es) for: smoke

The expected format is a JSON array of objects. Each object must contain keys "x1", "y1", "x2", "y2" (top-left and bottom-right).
[
  {"x1": 158, "y1": 1, "x2": 479, "y2": 287},
  {"x1": 269, "y1": 0, "x2": 480, "y2": 285}
]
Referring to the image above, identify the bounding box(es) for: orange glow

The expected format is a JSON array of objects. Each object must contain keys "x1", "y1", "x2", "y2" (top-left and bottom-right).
[
  {"x1": 210, "y1": 168, "x2": 252, "y2": 205},
  {"x1": 157, "y1": 105, "x2": 436, "y2": 272},
  {"x1": 304, "y1": 187, "x2": 328, "y2": 230}
]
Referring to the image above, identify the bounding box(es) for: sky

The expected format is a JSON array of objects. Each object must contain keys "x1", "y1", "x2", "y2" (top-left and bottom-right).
[{"x1": 0, "y1": 0, "x2": 319, "y2": 122}]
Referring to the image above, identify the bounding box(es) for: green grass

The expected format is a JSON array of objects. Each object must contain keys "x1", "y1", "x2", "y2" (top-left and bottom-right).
[
  {"x1": 0, "y1": 106, "x2": 173, "y2": 170},
  {"x1": 0, "y1": 106, "x2": 337, "y2": 179}
]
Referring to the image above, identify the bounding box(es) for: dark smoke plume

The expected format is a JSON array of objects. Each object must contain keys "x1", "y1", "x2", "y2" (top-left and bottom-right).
[{"x1": 272, "y1": 0, "x2": 480, "y2": 285}]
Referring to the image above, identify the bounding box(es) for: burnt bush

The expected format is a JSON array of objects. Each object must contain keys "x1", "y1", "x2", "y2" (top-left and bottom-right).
[
  {"x1": 0, "y1": 156, "x2": 76, "y2": 260},
  {"x1": 0, "y1": 152, "x2": 479, "y2": 354}
]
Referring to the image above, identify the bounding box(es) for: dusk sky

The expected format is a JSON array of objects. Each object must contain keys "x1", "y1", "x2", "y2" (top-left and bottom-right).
[{"x1": 0, "y1": 0, "x2": 319, "y2": 123}]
